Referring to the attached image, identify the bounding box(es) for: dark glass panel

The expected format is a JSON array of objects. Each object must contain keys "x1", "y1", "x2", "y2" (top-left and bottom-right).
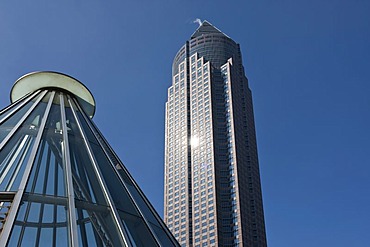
[
  {"x1": 75, "y1": 206, "x2": 117, "y2": 247},
  {"x1": 150, "y1": 223, "x2": 178, "y2": 247},
  {"x1": 118, "y1": 210, "x2": 160, "y2": 247},
  {"x1": 65, "y1": 97, "x2": 124, "y2": 246},
  {"x1": 79, "y1": 109, "x2": 176, "y2": 245},
  {"x1": 73, "y1": 104, "x2": 158, "y2": 247},
  {"x1": 77, "y1": 111, "x2": 177, "y2": 245},
  {"x1": 65, "y1": 102, "x2": 106, "y2": 206},
  {"x1": 76, "y1": 217, "x2": 102, "y2": 247},
  {"x1": 116, "y1": 166, "x2": 162, "y2": 227},
  {"x1": 115, "y1": 164, "x2": 178, "y2": 245}
]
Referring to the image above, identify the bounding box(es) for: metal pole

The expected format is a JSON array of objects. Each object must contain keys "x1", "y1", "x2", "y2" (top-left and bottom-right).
[{"x1": 59, "y1": 93, "x2": 79, "y2": 247}]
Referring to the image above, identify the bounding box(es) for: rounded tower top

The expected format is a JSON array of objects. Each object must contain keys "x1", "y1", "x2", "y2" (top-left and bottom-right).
[{"x1": 10, "y1": 71, "x2": 96, "y2": 118}]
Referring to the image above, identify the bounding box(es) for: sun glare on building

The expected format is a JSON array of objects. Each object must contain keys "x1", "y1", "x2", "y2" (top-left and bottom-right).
[{"x1": 190, "y1": 136, "x2": 199, "y2": 147}]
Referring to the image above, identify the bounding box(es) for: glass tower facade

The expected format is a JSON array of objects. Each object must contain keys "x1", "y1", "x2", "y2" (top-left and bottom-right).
[
  {"x1": 164, "y1": 21, "x2": 267, "y2": 247},
  {"x1": 0, "y1": 72, "x2": 179, "y2": 247}
]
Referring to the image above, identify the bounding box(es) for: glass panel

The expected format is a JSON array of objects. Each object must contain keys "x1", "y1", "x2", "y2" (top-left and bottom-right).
[
  {"x1": 116, "y1": 166, "x2": 163, "y2": 227},
  {"x1": 65, "y1": 96, "x2": 124, "y2": 247},
  {"x1": 150, "y1": 223, "x2": 177, "y2": 247},
  {"x1": 21, "y1": 227, "x2": 37, "y2": 245},
  {"x1": 39, "y1": 228, "x2": 53, "y2": 246},
  {"x1": 6, "y1": 225, "x2": 21, "y2": 246},
  {"x1": 76, "y1": 207, "x2": 112, "y2": 247},
  {"x1": 111, "y1": 155, "x2": 176, "y2": 246},
  {"x1": 115, "y1": 164, "x2": 177, "y2": 245},
  {"x1": 73, "y1": 101, "x2": 158, "y2": 247},
  {"x1": 0, "y1": 92, "x2": 50, "y2": 192},
  {"x1": 42, "y1": 204, "x2": 54, "y2": 223},
  {"x1": 7, "y1": 197, "x2": 68, "y2": 247},
  {"x1": 73, "y1": 98, "x2": 176, "y2": 245},
  {"x1": 118, "y1": 210, "x2": 160, "y2": 246},
  {"x1": 56, "y1": 222, "x2": 68, "y2": 247}
]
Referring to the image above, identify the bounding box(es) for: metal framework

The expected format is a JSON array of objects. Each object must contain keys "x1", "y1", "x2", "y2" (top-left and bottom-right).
[{"x1": 0, "y1": 72, "x2": 179, "y2": 247}]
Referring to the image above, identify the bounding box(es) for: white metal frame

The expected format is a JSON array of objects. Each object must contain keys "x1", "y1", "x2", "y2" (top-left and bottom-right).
[{"x1": 60, "y1": 93, "x2": 79, "y2": 247}]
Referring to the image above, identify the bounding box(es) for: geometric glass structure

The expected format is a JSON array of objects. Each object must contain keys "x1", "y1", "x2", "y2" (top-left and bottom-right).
[
  {"x1": 164, "y1": 21, "x2": 267, "y2": 247},
  {"x1": 0, "y1": 71, "x2": 179, "y2": 247}
]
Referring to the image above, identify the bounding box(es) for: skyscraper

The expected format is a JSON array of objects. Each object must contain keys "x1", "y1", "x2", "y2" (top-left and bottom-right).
[
  {"x1": 0, "y1": 71, "x2": 179, "y2": 247},
  {"x1": 164, "y1": 21, "x2": 267, "y2": 247}
]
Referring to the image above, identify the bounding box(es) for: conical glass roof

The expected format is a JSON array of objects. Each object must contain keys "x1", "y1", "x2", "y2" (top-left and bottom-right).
[{"x1": 0, "y1": 72, "x2": 179, "y2": 247}]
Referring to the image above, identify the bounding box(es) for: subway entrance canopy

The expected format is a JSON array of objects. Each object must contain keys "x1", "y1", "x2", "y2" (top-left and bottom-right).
[{"x1": 0, "y1": 72, "x2": 179, "y2": 247}]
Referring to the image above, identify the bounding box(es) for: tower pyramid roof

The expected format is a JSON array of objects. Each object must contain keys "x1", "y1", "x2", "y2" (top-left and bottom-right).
[{"x1": 191, "y1": 20, "x2": 230, "y2": 39}]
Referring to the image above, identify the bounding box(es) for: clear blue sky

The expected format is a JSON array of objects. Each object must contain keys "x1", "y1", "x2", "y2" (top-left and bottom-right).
[{"x1": 1, "y1": 1, "x2": 369, "y2": 246}]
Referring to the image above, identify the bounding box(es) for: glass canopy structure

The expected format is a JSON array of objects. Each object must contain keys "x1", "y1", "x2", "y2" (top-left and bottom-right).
[{"x1": 0, "y1": 72, "x2": 179, "y2": 247}]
